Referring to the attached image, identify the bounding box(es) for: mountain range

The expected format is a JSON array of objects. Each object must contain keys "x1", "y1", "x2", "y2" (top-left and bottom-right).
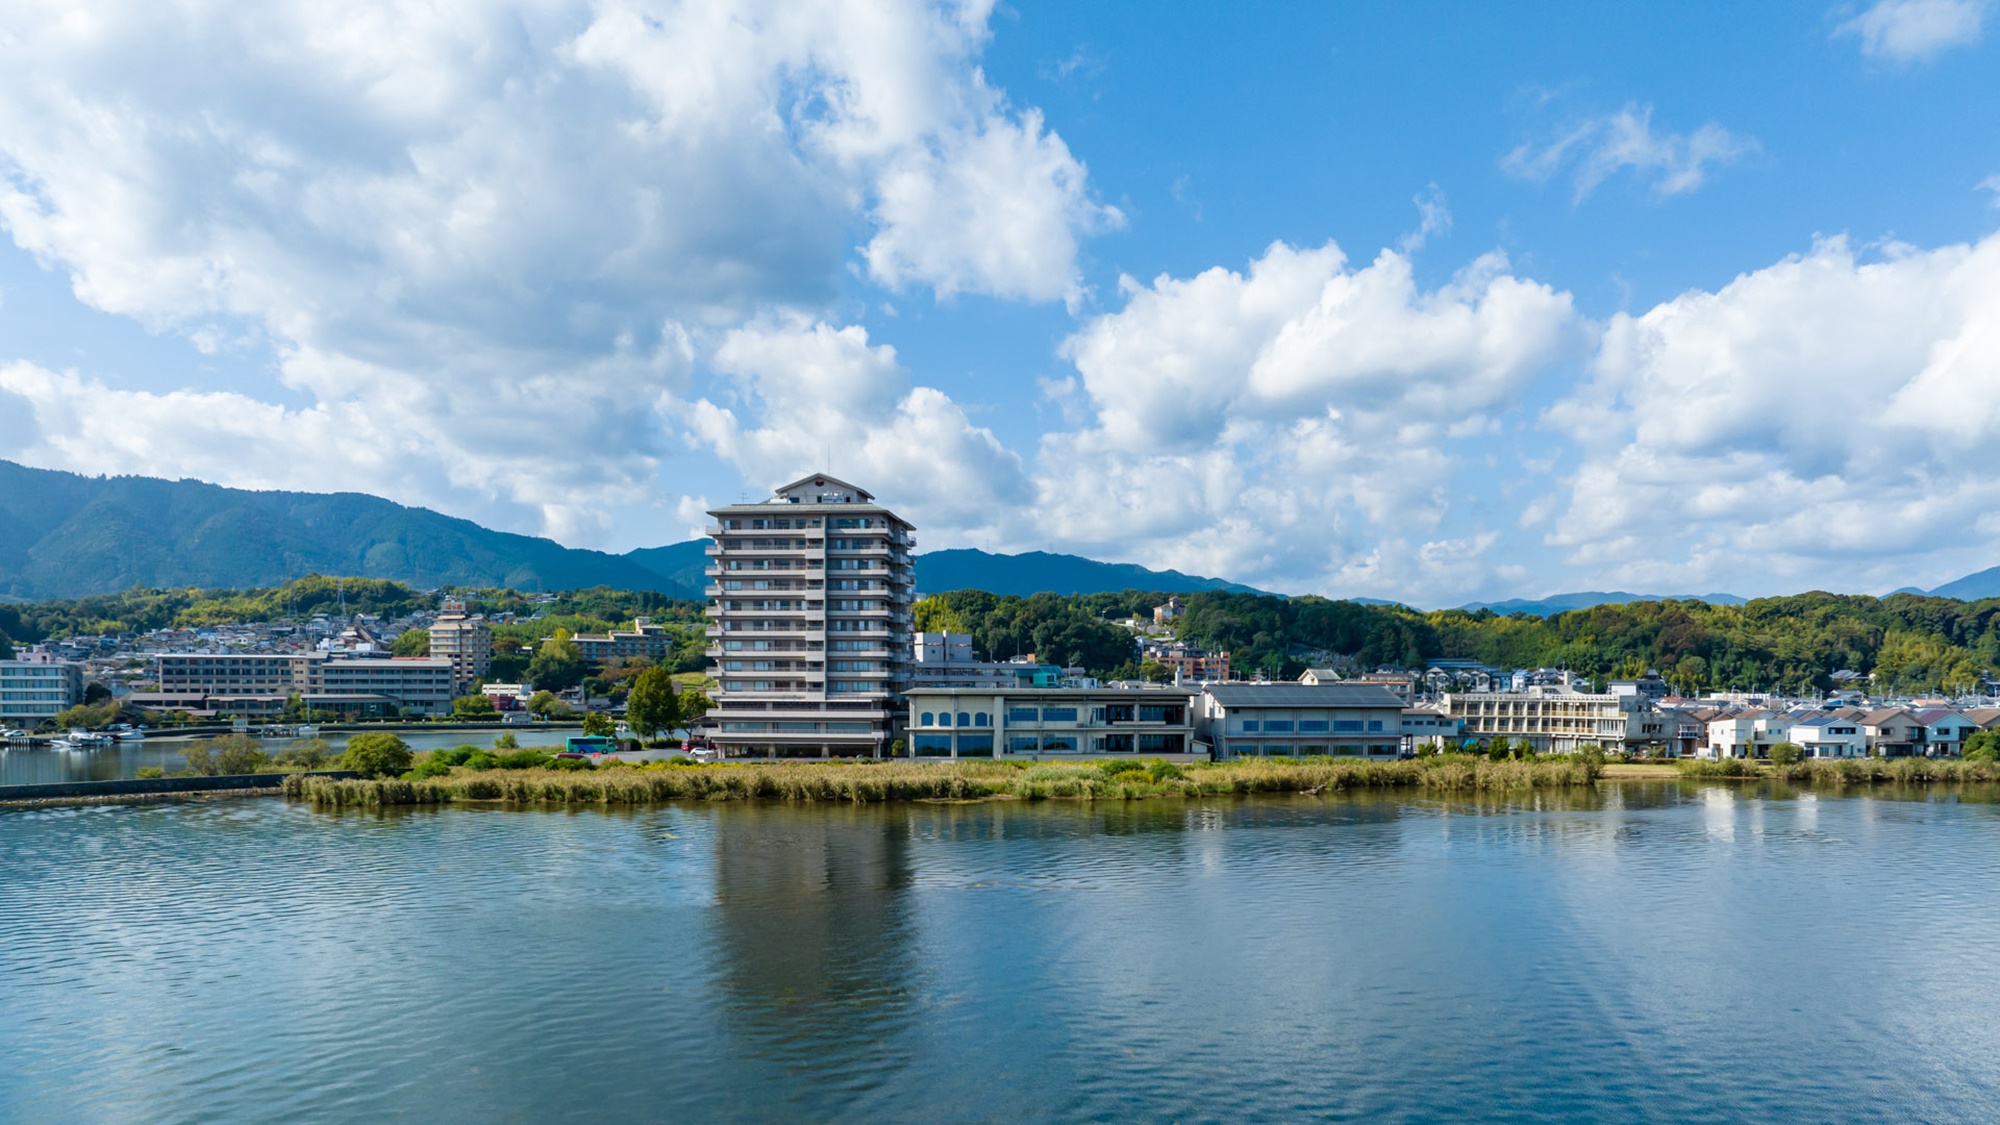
[
  {"x1": 4, "y1": 460, "x2": 1995, "y2": 607},
  {"x1": 0, "y1": 461, "x2": 1264, "y2": 603}
]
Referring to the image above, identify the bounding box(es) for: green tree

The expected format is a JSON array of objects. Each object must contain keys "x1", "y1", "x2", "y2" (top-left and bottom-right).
[
  {"x1": 279, "y1": 692, "x2": 307, "y2": 723},
  {"x1": 1769, "y1": 742, "x2": 1803, "y2": 766},
  {"x1": 181, "y1": 734, "x2": 269, "y2": 775},
  {"x1": 581, "y1": 711, "x2": 615, "y2": 738},
  {"x1": 527, "y1": 690, "x2": 573, "y2": 718},
  {"x1": 493, "y1": 732, "x2": 520, "y2": 750},
  {"x1": 53, "y1": 701, "x2": 119, "y2": 729},
  {"x1": 526, "y1": 628, "x2": 586, "y2": 692},
  {"x1": 0, "y1": 631, "x2": 13, "y2": 660},
  {"x1": 1138, "y1": 658, "x2": 1170, "y2": 683},
  {"x1": 341, "y1": 733, "x2": 414, "y2": 778},
  {"x1": 676, "y1": 687, "x2": 712, "y2": 734},
  {"x1": 83, "y1": 682, "x2": 113, "y2": 705},
  {"x1": 390, "y1": 629, "x2": 431, "y2": 656},
  {"x1": 1963, "y1": 731, "x2": 2000, "y2": 762},
  {"x1": 273, "y1": 737, "x2": 333, "y2": 769},
  {"x1": 625, "y1": 666, "x2": 680, "y2": 738},
  {"x1": 452, "y1": 694, "x2": 498, "y2": 719}
]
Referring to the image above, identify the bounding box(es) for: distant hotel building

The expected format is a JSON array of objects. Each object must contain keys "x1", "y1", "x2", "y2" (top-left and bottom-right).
[
  {"x1": 0, "y1": 646, "x2": 85, "y2": 727},
  {"x1": 704, "y1": 475, "x2": 916, "y2": 758},
  {"x1": 429, "y1": 597, "x2": 492, "y2": 695},
  {"x1": 572, "y1": 617, "x2": 674, "y2": 664},
  {"x1": 138, "y1": 652, "x2": 454, "y2": 717}
]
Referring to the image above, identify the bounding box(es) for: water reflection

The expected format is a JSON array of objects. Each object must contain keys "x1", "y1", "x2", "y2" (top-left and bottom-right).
[{"x1": 704, "y1": 803, "x2": 918, "y2": 1107}]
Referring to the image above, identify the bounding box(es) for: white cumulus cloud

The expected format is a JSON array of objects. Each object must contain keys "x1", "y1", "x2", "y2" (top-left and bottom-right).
[
  {"x1": 1547, "y1": 232, "x2": 2000, "y2": 593},
  {"x1": 0, "y1": 0, "x2": 1110, "y2": 539},
  {"x1": 1032, "y1": 240, "x2": 1589, "y2": 600},
  {"x1": 680, "y1": 317, "x2": 1029, "y2": 537}
]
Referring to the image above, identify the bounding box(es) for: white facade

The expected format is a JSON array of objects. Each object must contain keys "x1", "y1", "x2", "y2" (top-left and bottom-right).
[
  {"x1": 0, "y1": 648, "x2": 85, "y2": 725},
  {"x1": 1441, "y1": 688, "x2": 1629, "y2": 754},
  {"x1": 905, "y1": 686, "x2": 1199, "y2": 759},
  {"x1": 705, "y1": 475, "x2": 916, "y2": 758},
  {"x1": 1787, "y1": 719, "x2": 1867, "y2": 758},
  {"x1": 1203, "y1": 683, "x2": 1409, "y2": 759}
]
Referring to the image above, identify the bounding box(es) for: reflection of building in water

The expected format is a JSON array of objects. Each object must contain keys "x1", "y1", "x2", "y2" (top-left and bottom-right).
[{"x1": 707, "y1": 805, "x2": 916, "y2": 1072}]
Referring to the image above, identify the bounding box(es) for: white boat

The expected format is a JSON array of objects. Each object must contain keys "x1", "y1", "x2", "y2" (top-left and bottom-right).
[
  {"x1": 49, "y1": 738, "x2": 79, "y2": 751},
  {"x1": 295, "y1": 725, "x2": 320, "y2": 738},
  {"x1": 113, "y1": 729, "x2": 146, "y2": 742},
  {"x1": 66, "y1": 729, "x2": 113, "y2": 746}
]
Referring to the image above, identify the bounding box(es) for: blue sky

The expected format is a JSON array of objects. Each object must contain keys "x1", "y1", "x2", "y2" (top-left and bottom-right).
[{"x1": 1, "y1": 0, "x2": 1997, "y2": 605}]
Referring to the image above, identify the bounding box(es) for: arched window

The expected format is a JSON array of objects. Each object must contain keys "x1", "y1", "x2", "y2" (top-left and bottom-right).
[
  {"x1": 920, "y1": 712, "x2": 934, "y2": 727},
  {"x1": 939, "y1": 712, "x2": 952, "y2": 727},
  {"x1": 975, "y1": 712, "x2": 990, "y2": 727},
  {"x1": 957, "y1": 712, "x2": 972, "y2": 728}
]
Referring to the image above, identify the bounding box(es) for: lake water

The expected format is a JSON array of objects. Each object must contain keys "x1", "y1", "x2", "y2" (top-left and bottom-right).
[
  {"x1": 0, "y1": 728, "x2": 583, "y2": 785},
  {"x1": 4, "y1": 783, "x2": 2000, "y2": 1122}
]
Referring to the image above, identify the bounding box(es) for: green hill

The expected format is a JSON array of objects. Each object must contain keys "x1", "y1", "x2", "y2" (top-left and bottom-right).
[{"x1": 0, "y1": 461, "x2": 699, "y2": 599}]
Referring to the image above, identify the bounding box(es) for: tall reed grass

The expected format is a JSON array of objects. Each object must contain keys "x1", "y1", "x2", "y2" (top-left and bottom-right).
[
  {"x1": 283, "y1": 753, "x2": 1601, "y2": 808},
  {"x1": 1677, "y1": 757, "x2": 2000, "y2": 786}
]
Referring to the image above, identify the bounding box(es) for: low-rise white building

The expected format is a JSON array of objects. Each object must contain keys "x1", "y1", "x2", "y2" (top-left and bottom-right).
[
  {"x1": 0, "y1": 647, "x2": 85, "y2": 727},
  {"x1": 1787, "y1": 716, "x2": 1868, "y2": 758},
  {"x1": 1440, "y1": 687, "x2": 1628, "y2": 754},
  {"x1": 904, "y1": 684, "x2": 1200, "y2": 760},
  {"x1": 1203, "y1": 683, "x2": 1408, "y2": 759}
]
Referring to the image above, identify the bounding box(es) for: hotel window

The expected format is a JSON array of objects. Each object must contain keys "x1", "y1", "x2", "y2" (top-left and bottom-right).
[
  {"x1": 938, "y1": 712, "x2": 953, "y2": 727},
  {"x1": 1299, "y1": 719, "x2": 1329, "y2": 732},
  {"x1": 1042, "y1": 707, "x2": 1078, "y2": 722},
  {"x1": 974, "y1": 713, "x2": 991, "y2": 727},
  {"x1": 1334, "y1": 720, "x2": 1363, "y2": 732},
  {"x1": 957, "y1": 712, "x2": 972, "y2": 728},
  {"x1": 1007, "y1": 707, "x2": 1038, "y2": 723},
  {"x1": 920, "y1": 712, "x2": 935, "y2": 726},
  {"x1": 1368, "y1": 720, "x2": 1384, "y2": 732},
  {"x1": 1263, "y1": 720, "x2": 1294, "y2": 733},
  {"x1": 1238, "y1": 719, "x2": 1259, "y2": 733}
]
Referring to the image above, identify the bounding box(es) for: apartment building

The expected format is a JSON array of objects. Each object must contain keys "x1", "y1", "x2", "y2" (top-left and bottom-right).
[
  {"x1": 429, "y1": 597, "x2": 492, "y2": 694},
  {"x1": 1440, "y1": 687, "x2": 1629, "y2": 754},
  {"x1": 1202, "y1": 682, "x2": 1409, "y2": 759},
  {"x1": 905, "y1": 684, "x2": 1200, "y2": 759},
  {"x1": 705, "y1": 475, "x2": 916, "y2": 758},
  {"x1": 0, "y1": 647, "x2": 85, "y2": 726}
]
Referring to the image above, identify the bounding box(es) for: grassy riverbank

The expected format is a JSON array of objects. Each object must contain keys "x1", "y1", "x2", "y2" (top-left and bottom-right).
[
  {"x1": 1677, "y1": 757, "x2": 2000, "y2": 785},
  {"x1": 284, "y1": 754, "x2": 1601, "y2": 808}
]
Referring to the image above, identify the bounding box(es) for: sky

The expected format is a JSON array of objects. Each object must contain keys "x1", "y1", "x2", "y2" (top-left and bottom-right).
[{"x1": 1, "y1": 0, "x2": 1998, "y2": 607}]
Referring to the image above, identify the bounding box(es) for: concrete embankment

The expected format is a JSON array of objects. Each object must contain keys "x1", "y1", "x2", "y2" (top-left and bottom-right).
[{"x1": 0, "y1": 771, "x2": 360, "y2": 807}]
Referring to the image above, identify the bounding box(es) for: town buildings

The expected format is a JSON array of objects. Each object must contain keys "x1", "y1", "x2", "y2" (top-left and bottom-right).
[
  {"x1": 0, "y1": 646, "x2": 85, "y2": 727},
  {"x1": 705, "y1": 475, "x2": 916, "y2": 758},
  {"x1": 1141, "y1": 639, "x2": 1231, "y2": 682},
  {"x1": 429, "y1": 597, "x2": 492, "y2": 695}
]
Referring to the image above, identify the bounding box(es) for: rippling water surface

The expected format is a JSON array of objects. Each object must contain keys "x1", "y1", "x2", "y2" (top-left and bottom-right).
[{"x1": 4, "y1": 784, "x2": 2000, "y2": 1122}]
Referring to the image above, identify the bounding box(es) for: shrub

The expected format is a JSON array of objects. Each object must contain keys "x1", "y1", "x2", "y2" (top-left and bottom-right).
[
  {"x1": 135, "y1": 766, "x2": 164, "y2": 780},
  {"x1": 497, "y1": 749, "x2": 553, "y2": 770},
  {"x1": 1147, "y1": 760, "x2": 1186, "y2": 782},
  {"x1": 493, "y1": 732, "x2": 520, "y2": 750},
  {"x1": 341, "y1": 733, "x2": 415, "y2": 779},
  {"x1": 181, "y1": 734, "x2": 267, "y2": 776},
  {"x1": 463, "y1": 750, "x2": 500, "y2": 771},
  {"x1": 274, "y1": 738, "x2": 333, "y2": 770},
  {"x1": 406, "y1": 757, "x2": 453, "y2": 780},
  {"x1": 547, "y1": 756, "x2": 596, "y2": 772},
  {"x1": 1769, "y1": 742, "x2": 1804, "y2": 766}
]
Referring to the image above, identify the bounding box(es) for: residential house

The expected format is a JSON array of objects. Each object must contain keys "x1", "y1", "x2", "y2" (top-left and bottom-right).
[{"x1": 1860, "y1": 708, "x2": 1924, "y2": 758}]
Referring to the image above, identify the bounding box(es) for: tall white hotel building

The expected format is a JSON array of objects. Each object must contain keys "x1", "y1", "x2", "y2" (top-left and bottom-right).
[{"x1": 704, "y1": 475, "x2": 916, "y2": 758}]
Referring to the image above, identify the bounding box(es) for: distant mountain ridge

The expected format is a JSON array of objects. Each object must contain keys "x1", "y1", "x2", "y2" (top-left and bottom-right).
[
  {"x1": 0, "y1": 461, "x2": 700, "y2": 600},
  {"x1": 1458, "y1": 591, "x2": 1749, "y2": 616},
  {"x1": 915, "y1": 548, "x2": 1271, "y2": 598},
  {"x1": 1929, "y1": 567, "x2": 2000, "y2": 601}
]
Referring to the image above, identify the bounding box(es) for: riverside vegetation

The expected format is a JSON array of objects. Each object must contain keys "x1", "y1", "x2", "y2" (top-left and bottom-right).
[
  {"x1": 1676, "y1": 756, "x2": 2000, "y2": 785},
  {"x1": 286, "y1": 753, "x2": 1602, "y2": 808}
]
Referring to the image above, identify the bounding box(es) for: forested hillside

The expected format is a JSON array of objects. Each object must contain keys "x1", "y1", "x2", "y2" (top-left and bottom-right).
[{"x1": 915, "y1": 588, "x2": 2000, "y2": 694}]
